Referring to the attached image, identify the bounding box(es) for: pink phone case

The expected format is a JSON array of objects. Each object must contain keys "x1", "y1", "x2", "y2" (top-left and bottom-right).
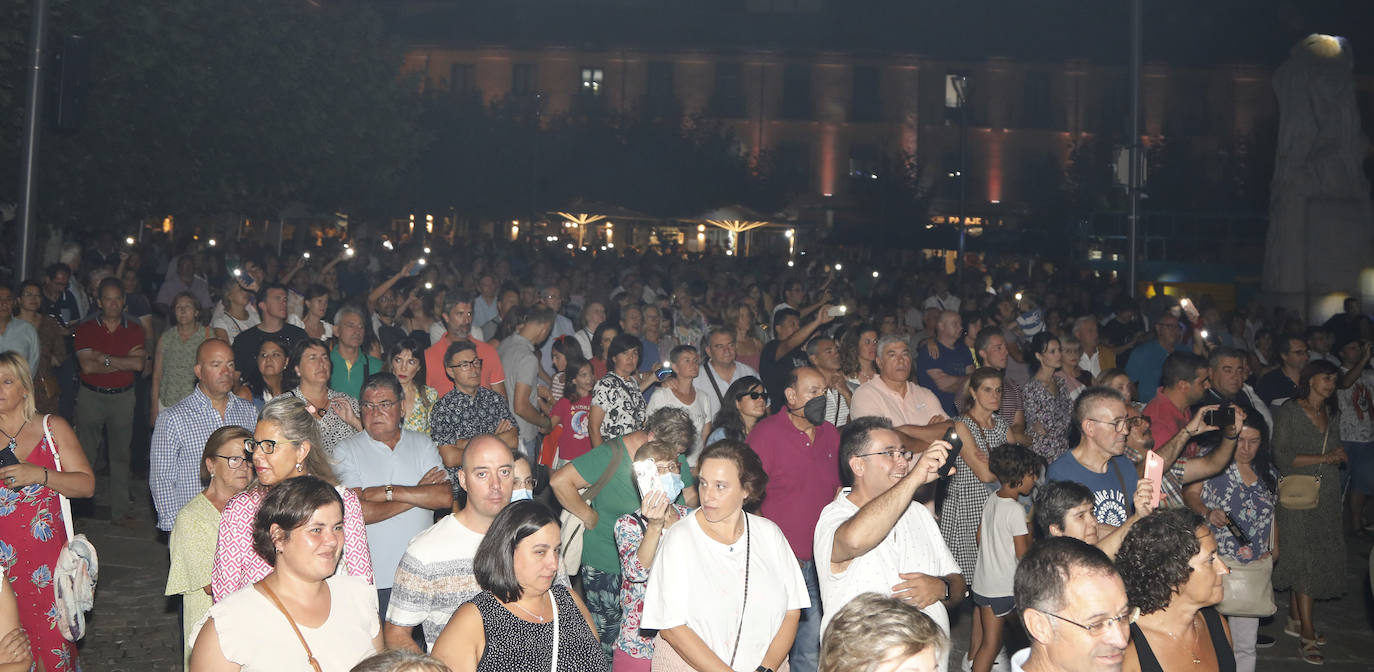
[{"x1": 1143, "y1": 450, "x2": 1164, "y2": 509}]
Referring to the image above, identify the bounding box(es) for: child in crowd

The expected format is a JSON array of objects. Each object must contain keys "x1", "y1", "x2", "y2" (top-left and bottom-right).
[
  {"x1": 969, "y1": 443, "x2": 1043, "y2": 672},
  {"x1": 549, "y1": 359, "x2": 596, "y2": 467}
]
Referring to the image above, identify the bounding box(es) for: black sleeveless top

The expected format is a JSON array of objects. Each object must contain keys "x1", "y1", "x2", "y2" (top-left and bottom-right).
[
  {"x1": 473, "y1": 585, "x2": 608, "y2": 672},
  {"x1": 1128, "y1": 607, "x2": 1236, "y2": 672}
]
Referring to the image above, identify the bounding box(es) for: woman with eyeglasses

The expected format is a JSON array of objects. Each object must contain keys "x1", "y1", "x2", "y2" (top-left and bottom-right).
[
  {"x1": 1116, "y1": 509, "x2": 1235, "y2": 672},
  {"x1": 612, "y1": 440, "x2": 692, "y2": 671},
  {"x1": 210, "y1": 396, "x2": 373, "y2": 602},
  {"x1": 286, "y1": 338, "x2": 362, "y2": 455},
  {"x1": 166, "y1": 425, "x2": 253, "y2": 668},
  {"x1": 386, "y1": 338, "x2": 438, "y2": 433},
  {"x1": 706, "y1": 376, "x2": 769, "y2": 445}
]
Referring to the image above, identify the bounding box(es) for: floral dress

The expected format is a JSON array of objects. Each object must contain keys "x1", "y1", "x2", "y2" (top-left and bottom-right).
[
  {"x1": 401, "y1": 385, "x2": 439, "y2": 433},
  {"x1": 613, "y1": 504, "x2": 691, "y2": 660},
  {"x1": 0, "y1": 433, "x2": 77, "y2": 671},
  {"x1": 591, "y1": 373, "x2": 648, "y2": 442},
  {"x1": 287, "y1": 387, "x2": 360, "y2": 456},
  {"x1": 1023, "y1": 374, "x2": 1073, "y2": 461},
  {"x1": 1201, "y1": 464, "x2": 1276, "y2": 563}
]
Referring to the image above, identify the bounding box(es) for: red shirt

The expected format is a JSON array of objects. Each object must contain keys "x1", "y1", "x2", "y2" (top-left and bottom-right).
[
  {"x1": 74, "y1": 316, "x2": 145, "y2": 388},
  {"x1": 424, "y1": 332, "x2": 505, "y2": 397},
  {"x1": 1143, "y1": 392, "x2": 1192, "y2": 452},
  {"x1": 552, "y1": 395, "x2": 593, "y2": 461},
  {"x1": 746, "y1": 410, "x2": 841, "y2": 562}
]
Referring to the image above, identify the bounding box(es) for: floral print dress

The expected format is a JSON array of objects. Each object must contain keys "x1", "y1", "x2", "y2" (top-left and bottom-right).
[
  {"x1": 614, "y1": 504, "x2": 691, "y2": 660},
  {"x1": 592, "y1": 373, "x2": 648, "y2": 442},
  {"x1": 1023, "y1": 374, "x2": 1073, "y2": 461},
  {"x1": 0, "y1": 434, "x2": 78, "y2": 671}
]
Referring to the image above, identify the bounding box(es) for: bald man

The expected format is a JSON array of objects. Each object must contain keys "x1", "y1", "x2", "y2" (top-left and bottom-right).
[{"x1": 150, "y1": 339, "x2": 260, "y2": 531}]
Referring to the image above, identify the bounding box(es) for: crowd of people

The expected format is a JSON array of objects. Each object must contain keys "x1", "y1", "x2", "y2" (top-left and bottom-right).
[{"x1": 0, "y1": 226, "x2": 1369, "y2": 671}]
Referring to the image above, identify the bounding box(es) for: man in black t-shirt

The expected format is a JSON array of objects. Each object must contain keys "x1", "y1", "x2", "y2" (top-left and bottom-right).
[{"x1": 232, "y1": 283, "x2": 309, "y2": 378}]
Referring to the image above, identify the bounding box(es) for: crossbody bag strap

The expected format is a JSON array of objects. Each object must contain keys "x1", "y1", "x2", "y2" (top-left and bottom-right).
[
  {"x1": 1109, "y1": 458, "x2": 1134, "y2": 517},
  {"x1": 42, "y1": 415, "x2": 75, "y2": 542},
  {"x1": 583, "y1": 436, "x2": 627, "y2": 503},
  {"x1": 705, "y1": 361, "x2": 724, "y2": 402},
  {"x1": 258, "y1": 582, "x2": 324, "y2": 672},
  {"x1": 549, "y1": 588, "x2": 561, "y2": 672}
]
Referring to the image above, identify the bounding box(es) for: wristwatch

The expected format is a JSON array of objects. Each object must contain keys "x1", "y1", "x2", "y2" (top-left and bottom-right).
[
  {"x1": 756, "y1": 667, "x2": 775, "y2": 672},
  {"x1": 939, "y1": 577, "x2": 952, "y2": 601},
  {"x1": 384, "y1": 484, "x2": 394, "y2": 502},
  {"x1": 103, "y1": 354, "x2": 111, "y2": 368}
]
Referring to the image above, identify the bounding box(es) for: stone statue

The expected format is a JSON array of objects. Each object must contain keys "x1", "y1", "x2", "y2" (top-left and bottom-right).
[{"x1": 1263, "y1": 34, "x2": 1373, "y2": 322}]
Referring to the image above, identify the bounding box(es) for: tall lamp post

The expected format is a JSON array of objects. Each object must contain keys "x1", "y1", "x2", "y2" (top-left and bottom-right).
[
  {"x1": 1126, "y1": 0, "x2": 1142, "y2": 297},
  {"x1": 951, "y1": 75, "x2": 970, "y2": 284},
  {"x1": 16, "y1": 0, "x2": 49, "y2": 282}
]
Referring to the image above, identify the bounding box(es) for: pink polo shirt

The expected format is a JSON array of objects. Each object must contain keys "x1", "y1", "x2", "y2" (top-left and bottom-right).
[
  {"x1": 1143, "y1": 392, "x2": 1190, "y2": 448},
  {"x1": 746, "y1": 411, "x2": 841, "y2": 562},
  {"x1": 850, "y1": 378, "x2": 945, "y2": 426}
]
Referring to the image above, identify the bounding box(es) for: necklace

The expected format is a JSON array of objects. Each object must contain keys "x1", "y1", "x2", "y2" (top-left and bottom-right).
[
  {"x1": 1153, "y1": 612, "x2": 1202, "y2": 664},
  {"x1": 508, "y1": 593, "x2": 551, "y2": 622},
  {"x1": 0, "y1": 418, "x2": 29, "y2": 453}
]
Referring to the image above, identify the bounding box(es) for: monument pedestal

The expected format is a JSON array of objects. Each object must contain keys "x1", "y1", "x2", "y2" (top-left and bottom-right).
[{"x1": 1263, "y1": 197, "x2": 1374, "y2": 323}]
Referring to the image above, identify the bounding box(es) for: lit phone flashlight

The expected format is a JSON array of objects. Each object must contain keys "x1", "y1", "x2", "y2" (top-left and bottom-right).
[
  {"x1": 1015, "y1": 291, "x2": 1024, "y2": 301},
  {"x1": 424, "y1": 282, "x2": 433, "y2": 290},
  {"x1": 303, "y1": 252, "x2": 311, "y2": 260},
  {"x1": 208, "y1": 238, "x2": 217, "y2": 247},
  {"x1": 124, "y1": 236, "x2": 135, "y2": 246}
]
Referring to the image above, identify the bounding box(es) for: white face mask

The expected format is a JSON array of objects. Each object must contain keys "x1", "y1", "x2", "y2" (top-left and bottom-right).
[{"x1": 510, "y1": 489, "x2": 533, "y2": 502}]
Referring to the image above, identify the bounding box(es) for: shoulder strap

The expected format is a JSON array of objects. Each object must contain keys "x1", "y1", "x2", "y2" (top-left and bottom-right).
[
  {"x1": 1109, "y1": 457, "x2": 1135, "y2": 517},
  {"x1": 42, "y1": 415, "x2": 75, "y2": 542},
  {"x1": 705, "y1": 360, "x2": 725, "y2": 402},
  {"x1": 583, "y1": 436, "x2": 628, "y2": 502},
  {"x1": 258, "y1": 582, "x2": 324, "y2": 672},
  {"x1": 549, "y1": 587, "x2": 561, "y2": 672}
]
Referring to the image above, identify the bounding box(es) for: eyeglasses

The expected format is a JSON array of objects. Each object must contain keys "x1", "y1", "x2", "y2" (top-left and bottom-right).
[
  {"x1": 738, "y1": 391, "x2": 768, "y2": 401},
  {"x1": 446, "y1": 358, "x2": 482, "y2": 371},
  {"x1": 1085, "y1": 417, "x2": 1131, "y2": 433},
  {"x1": 214, "y1": 454, "x2": 250, "y2": 469},
  {"x1": 244, "y1": 438, "x2": 294, "y2": 455},
  {"x1": 360, "y1": 400, "x2": 399, "y2": 412},
  {"x1": 1041, "y1": 607, "x2": 1140, "y2": 637},
  {"x1": 856, "y1": 448, "x2": 915, "y2": 461},
  {"x1": 513, "y1": 477, "x2": 538, "y2": 489},
  {"x1": 1126, "y1": 416, "x2": 1152, "y2": 429}
]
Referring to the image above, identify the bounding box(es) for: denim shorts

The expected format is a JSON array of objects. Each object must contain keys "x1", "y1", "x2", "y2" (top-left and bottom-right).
[{"x1": 972, "y1": 591, "x2": 1017, "y2": 617}]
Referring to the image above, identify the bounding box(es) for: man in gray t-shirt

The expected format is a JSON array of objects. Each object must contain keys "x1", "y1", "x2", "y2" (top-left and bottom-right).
[{"x1": 499, "y1": 307, "x2": 555, "y2": 461}]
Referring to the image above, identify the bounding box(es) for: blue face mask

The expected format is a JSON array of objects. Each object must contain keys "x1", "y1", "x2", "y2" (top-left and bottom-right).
[
  {"x1": 660, "y1": 472, "x2": 685, "y2": 502},
  {"x1": 510, "y1": 488, "x2": 533, "y2": 502}
]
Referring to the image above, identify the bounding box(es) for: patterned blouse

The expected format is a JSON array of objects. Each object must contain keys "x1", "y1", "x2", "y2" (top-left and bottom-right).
[
  {"x1": 614, "y1": 505, "x2": 692, "y2": 659},
  {"x1": 591, "y1": 373, "x2": 647, "y2": 442},
  {"x1": 210, "y1": 484, "x2": 372, "y2": 602},
  {"x1": 1023, "y1": 374, "x2": 1073, "y2": 461},
  {"x1": 402, "y1": 385, "x2": 439, "y2": 434},
  {"x1": 1201, "y1": 463, "x2": 1277, "y2": 561},
  {"x1": 287, "y1": 387, "x2": 360, "y2": 456},
  {"x1": 158, "y1": 326, "x2": 213, "y2": 408}
]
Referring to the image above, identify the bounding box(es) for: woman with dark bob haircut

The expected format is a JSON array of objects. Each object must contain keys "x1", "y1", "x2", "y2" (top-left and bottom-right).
[
  {"x1": 1115, "y1": 509, "x2": 1235, "y2": 672},
  {"x1": 191, "y1": 476, "x2": 382, "y2": 671},
  {"x1": 431, "y1": 500, "x2": 606, "y2": 672},
  {"x1": 589, "y1": 332, "x2": 652, "y2": 448},
  {"x1": 640, "y1": 440, "x2": 807, "y2": 671}
]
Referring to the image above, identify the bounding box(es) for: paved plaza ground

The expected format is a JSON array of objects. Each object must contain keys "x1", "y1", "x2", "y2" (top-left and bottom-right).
[{"x1": 72, "y1": 474, "x2": 1374, "y2": 671}]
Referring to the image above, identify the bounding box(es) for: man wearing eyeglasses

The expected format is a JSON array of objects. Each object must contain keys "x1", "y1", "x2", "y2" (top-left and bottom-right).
[
  {"x1": 1046, "y1": 388, "x2": 1145, "y2": 529},
  {"x1": 150, "y1": 339, "x2": 258, "y2": 531},
  {"x1": 432, "y1": 341, "x2": 518, "y2": 491},
  {"x1": 424, "y1": 297, "x2": 506, "y2": 399},
  {"x1": 1125, "y1": 312, "x2": 1196, "y2": 404},
  {"x1": 334, "y1": 372, "x2": 452, "y2": 622},
  {"x1": 1011, "y1": 537, "x2": 1133, "y2": 672},
  {"x1": 814, "y1": 416, "x2": 962, "y2": 671}
]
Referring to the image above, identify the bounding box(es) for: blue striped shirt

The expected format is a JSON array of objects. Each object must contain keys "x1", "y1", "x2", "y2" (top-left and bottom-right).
[{"x1": 150, "y1": 387, "x2": 259, "y2": 531}]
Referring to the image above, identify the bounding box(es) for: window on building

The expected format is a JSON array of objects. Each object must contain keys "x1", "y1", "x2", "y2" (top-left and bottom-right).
[
  {"x1": 1023, "y1": 71, "x2": 1052, "y2": 129},
  {"x1": 944, "y1": 72, "x2": 974, "y2": 125},
  {"x1": 512, "y1": 63, "x2": 538, "y2": 96},
  {"x1": 773, "y1": 141, "x2": 812, "y2": 192},
  {"x1": 711, "y1": 62, "x2": 745, "y2": 118},
  {"x1": 848, "y1": 143, "x2": 880, "y2": 180},
  {"x1": 780, "y1": 63, "x2": 813, "y2": 120},
  {"x1": 851, "y1": 66, "x2": 881, "y2": 122},
  {"x1": 580, "y1": 67, "x2": 605, "y2": 97},
  {"x1": 644, "y1": 60, "x2": 677, "y2": 118}
]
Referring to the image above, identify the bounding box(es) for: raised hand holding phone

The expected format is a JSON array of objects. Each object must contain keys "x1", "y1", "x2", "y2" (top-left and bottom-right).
[{"x1": 1143, "y1": 450, "x2": 1165, "y2": 509}]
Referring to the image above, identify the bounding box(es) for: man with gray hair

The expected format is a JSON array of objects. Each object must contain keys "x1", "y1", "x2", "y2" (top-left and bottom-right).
[
  {"x1": 331, "y1": 305, "x2": 383, "y2": 399},
  {"x1": 1073, "y1": 316, "x2": 1115, "y2": 378},
  {"x1": 499, "y1": 306, "x2": 556, "y2": 460},
  {"x1": 1046, "y1": 387, "x2": 1149, "y2": 530},
  {"x1": 696, "y1": 325, "x2": 760, "y2": 404},
  {"x1": 851, "y1": 335, "x2": 952, "y2": 449},
  {"x1": 1010, "y1": 537, "x2": 1132, "y2": 671},
  {"x1": 335, "y1": 372, "x2": 452, "y2": 621}
]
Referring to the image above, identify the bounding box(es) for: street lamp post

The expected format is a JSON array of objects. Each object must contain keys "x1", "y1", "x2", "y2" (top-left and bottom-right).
[
  {"x1": 952, "y1": 75, "x2": 970, "y2": 284},
  {"x1": 1127, "y1": 0, "x2": 1142, "y2": 297},
  {"x1": 16, "y1": 0, "x2": 49, "y2": 282}
]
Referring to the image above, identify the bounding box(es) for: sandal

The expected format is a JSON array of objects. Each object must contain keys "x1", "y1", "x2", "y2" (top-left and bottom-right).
[
  {"x1": 1300, "y1": 639, "x2": 1325, "y2": 665},
  {"x1": 1286, "y1": 618, "x2": 1328, "y2": 645}
]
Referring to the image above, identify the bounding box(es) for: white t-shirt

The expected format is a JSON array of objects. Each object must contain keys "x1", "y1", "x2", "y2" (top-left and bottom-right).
[
  {"x1": 385, "y1": 514, "x2": 486, "y2": 650},
  {"x1": 973, "y1": 492, "x2": 1028, "y2": 599},
  {"x1": 210, "y1": 304, "x2": 261, "y2": 345},
  {"x1": 193, "y1": 574, "x2": 379, "y2": 671},
  {"x1": 693, "y1": 360, "x2": 760, "y2": 405},
  {"x1": 287, "y1": 314, "x2": 333, "y2": 340},
  {"x1": 646, "y1": 385, "x2": 719, "y2": 463},
  {"x1": 812, "y1": 488, "x2": 960, "y2": 670},
  {"x1": 1337, "y1": 366, "x2": 1374, "y2": 443},
  {"x1": 641, "y1": 512, "x2": 809, "y2": 671}
]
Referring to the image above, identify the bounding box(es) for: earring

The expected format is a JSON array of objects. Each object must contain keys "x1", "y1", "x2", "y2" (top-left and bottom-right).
[{"x1": 295, "y1": 462, "x2": 304, "y2": 472}]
